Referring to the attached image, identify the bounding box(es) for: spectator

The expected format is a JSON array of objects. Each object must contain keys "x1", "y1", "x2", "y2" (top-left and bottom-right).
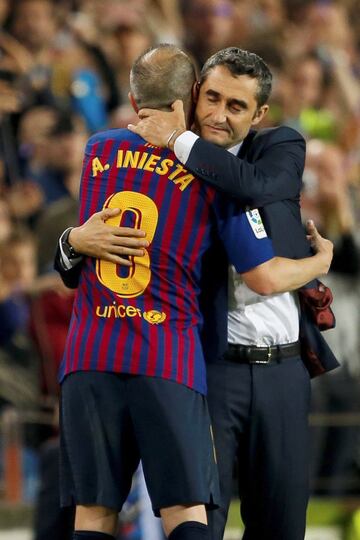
[
  {"x1": 34, "y1": 111, "x2": 86, "y2": 272},
  {"x1": 0, "y1": 228, "x2": 40, "y2": 409},
  {"x1": 8, "y1": 0, "x2": 60, "y2": 107},
  {"x1": 180, "y1": 0, "x2": 237, "y2": 67}
]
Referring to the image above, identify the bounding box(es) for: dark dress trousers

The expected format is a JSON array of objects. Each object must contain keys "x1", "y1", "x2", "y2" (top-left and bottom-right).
[{"x1": 187, "y1": 126, "x2": 339, "y2": 540}]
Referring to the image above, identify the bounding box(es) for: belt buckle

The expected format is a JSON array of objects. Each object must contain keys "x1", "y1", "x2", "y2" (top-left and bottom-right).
[{"x1": 250, "y1": 346, "x2": 272, "y2": 365}]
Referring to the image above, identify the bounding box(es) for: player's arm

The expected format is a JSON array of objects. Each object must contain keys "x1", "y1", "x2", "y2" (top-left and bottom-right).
[
  {"x1": 128, "y1": 101, "x2": 304, "y2": 207},
  {"x1": 215, "y1": 200, "x2": 333, "y2": 295},
  {"x1": 242, "y1": 221, "x2": 333, "y2": 295}
]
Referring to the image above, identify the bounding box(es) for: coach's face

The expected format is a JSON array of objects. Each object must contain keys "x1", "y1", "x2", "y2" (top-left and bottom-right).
[{"x1": 194, "y1": 65, "x2": 268, "y2": 149}]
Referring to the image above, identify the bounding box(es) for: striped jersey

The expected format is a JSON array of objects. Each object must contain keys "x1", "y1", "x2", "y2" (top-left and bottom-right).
[{"x1": 60, "y1": 129, "x2": 274, "y2": 394}]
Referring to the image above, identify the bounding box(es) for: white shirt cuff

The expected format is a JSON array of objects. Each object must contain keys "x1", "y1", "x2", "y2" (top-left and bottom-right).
[
  {"x1": 59, "y1": 228, "x2": 83, "y2": 270},
  {"x1": 173, "y1": 131, "x2": 199, "y2": 164}
]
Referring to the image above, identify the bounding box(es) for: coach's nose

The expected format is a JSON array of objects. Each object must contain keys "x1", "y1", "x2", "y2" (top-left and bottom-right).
[{"x1": 211, "y1": 103, "x2": 227, "y2": 125}]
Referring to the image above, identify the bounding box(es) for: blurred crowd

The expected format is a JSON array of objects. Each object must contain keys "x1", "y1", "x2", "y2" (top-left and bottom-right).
[{"x1": 0, "y1": 0, "x2": 359, "y2": 536}]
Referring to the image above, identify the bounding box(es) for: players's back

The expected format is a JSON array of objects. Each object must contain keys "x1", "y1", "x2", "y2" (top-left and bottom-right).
[
  {"x1": 79, "y1": 129, "x2": 216, "y2": 321},
  {"x1": 61, "y1": 129, "x2": 217, "y2": 393}
]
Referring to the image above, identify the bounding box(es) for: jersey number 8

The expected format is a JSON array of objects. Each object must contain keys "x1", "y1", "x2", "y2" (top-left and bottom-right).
[{"x1": 96, "y1": 191, "x2": 158, "y2": 298}]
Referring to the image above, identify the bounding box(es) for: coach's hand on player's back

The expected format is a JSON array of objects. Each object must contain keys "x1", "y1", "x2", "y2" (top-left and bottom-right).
[
  {"x1": 128, "y1": 100, "x2": 186, "y2": 149},
  {"x1": 69, "y1": 208, "x2": 148, "y2": 266}
]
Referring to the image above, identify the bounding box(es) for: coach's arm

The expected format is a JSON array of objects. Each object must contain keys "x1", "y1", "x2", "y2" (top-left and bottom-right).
[
  {"x1": 54, "y1": 208, "x2": 149, "y2": 288},
  {"x1": 128, "y1": 101, "x2": 305, "y2": 207}
]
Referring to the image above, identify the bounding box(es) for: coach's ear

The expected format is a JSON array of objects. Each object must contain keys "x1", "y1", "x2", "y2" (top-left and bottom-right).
[
  {"x1": 192, "y1": 81, "x2": 200, "y2": 103},
  {"x1": 251, "y1": 104, "x2": 269, "y2": 126},
  {"x1": 128, "y1": 92, "x2": 138, "y2": 113}
]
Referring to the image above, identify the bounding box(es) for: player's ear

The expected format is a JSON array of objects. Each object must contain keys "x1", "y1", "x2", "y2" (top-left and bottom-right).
[
  {"x1": 128, "y1": 92, "x2": 139, "y2": 113},
  {"x1": 251, "y1": 104, "x2": 269, "y2": 126},
  {"x1": 192, "y1": 81, "x2": 200, "y2": 103}
]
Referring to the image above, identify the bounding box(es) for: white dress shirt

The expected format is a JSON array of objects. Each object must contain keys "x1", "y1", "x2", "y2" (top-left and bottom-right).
[{"x1": 174, "y1": 131, "x2": 300, "y2": 346}]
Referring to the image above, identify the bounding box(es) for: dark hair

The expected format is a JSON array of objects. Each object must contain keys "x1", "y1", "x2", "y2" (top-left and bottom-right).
[
  {"x1": 130, "y1": 44, "x2": 196, "y2": 111},
  {"x1": 200, "y1": 47, "x2": 272, "y2": 107}
]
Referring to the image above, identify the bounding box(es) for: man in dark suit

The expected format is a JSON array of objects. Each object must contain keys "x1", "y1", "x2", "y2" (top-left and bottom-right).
[
  {"x1": 56, "y1": 48, "x2": 338, "y2": 540},
  {"x1": 125, "y1": 47, "x2": 338, "y2": 540}
]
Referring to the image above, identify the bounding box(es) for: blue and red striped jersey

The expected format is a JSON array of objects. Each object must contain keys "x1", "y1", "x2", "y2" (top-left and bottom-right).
[{"x1": 60, "y1": 129, "x2": 274, "y2": 394}]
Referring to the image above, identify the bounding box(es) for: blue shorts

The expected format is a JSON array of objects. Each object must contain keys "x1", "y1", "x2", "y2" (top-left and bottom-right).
[{"x1": 60, "y1": 371, "x2": 219, "y2": 516}]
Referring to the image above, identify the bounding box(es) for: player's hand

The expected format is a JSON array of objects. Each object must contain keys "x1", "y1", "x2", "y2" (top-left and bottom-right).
[
  {"x1": 306, "y1": 219, "x2": 333, "y2": 274},
  {"x1": 69, "y1": 208, "x2": 149, "y2": 266},
  {"x1": 128, "y1": 100, "x2": 186, "y2": 149}
]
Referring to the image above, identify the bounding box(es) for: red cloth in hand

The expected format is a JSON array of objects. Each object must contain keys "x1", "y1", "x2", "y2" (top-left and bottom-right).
[{"x1": 298, "y1": 282, "x2": 335, "y2": 331}]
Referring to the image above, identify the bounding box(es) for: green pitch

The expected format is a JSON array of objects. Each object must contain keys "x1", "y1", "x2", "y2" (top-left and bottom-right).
[{"x1": 226, "y1": 498, "x2": 360, "y2": 536}]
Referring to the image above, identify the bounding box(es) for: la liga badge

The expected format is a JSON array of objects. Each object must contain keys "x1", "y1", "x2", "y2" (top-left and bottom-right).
[{"x1": 246, "y1": 209, "x2": 267, "y2": 239}]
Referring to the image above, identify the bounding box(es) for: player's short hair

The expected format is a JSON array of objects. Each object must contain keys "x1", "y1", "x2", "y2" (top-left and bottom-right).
[
  {"x1": 130, "y1": 44, "x2": 196, "y2": 112},
  {"x1": 200, "y1": 47, "x2": 272, "y2": 107}
]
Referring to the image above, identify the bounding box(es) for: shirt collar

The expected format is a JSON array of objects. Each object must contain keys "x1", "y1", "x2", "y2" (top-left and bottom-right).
[{"x1": 228, "y1": 142, "x2": 242, "y2": 155}]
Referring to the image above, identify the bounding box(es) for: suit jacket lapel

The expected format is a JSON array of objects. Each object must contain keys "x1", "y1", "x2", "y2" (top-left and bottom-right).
[{"x1": 238, "y1": 130, "x2": 257, "y2": 159}]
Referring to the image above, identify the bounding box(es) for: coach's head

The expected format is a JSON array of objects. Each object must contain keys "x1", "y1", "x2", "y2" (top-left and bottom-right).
[
  {"x1": 194, "y1": 47, "x2": 272, "y2": 149},
  {"x1": 128, "y1": 44, "x2": 197, "y2": 128}
]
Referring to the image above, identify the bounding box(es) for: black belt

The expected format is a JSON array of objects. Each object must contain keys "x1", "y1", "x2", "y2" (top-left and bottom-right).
[{"x1": 224, "y1": 341, "x2": 300, "y2": 365}]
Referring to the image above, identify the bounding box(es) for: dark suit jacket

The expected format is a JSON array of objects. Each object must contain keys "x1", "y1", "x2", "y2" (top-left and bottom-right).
[{"x1": 187, "y1": 125, "x2": 339, "y2": 376}]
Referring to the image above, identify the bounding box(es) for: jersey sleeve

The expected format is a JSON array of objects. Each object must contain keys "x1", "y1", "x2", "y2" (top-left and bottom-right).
[{"x1": 213, "y1": 194, "x2": 274, "y2": 274}]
